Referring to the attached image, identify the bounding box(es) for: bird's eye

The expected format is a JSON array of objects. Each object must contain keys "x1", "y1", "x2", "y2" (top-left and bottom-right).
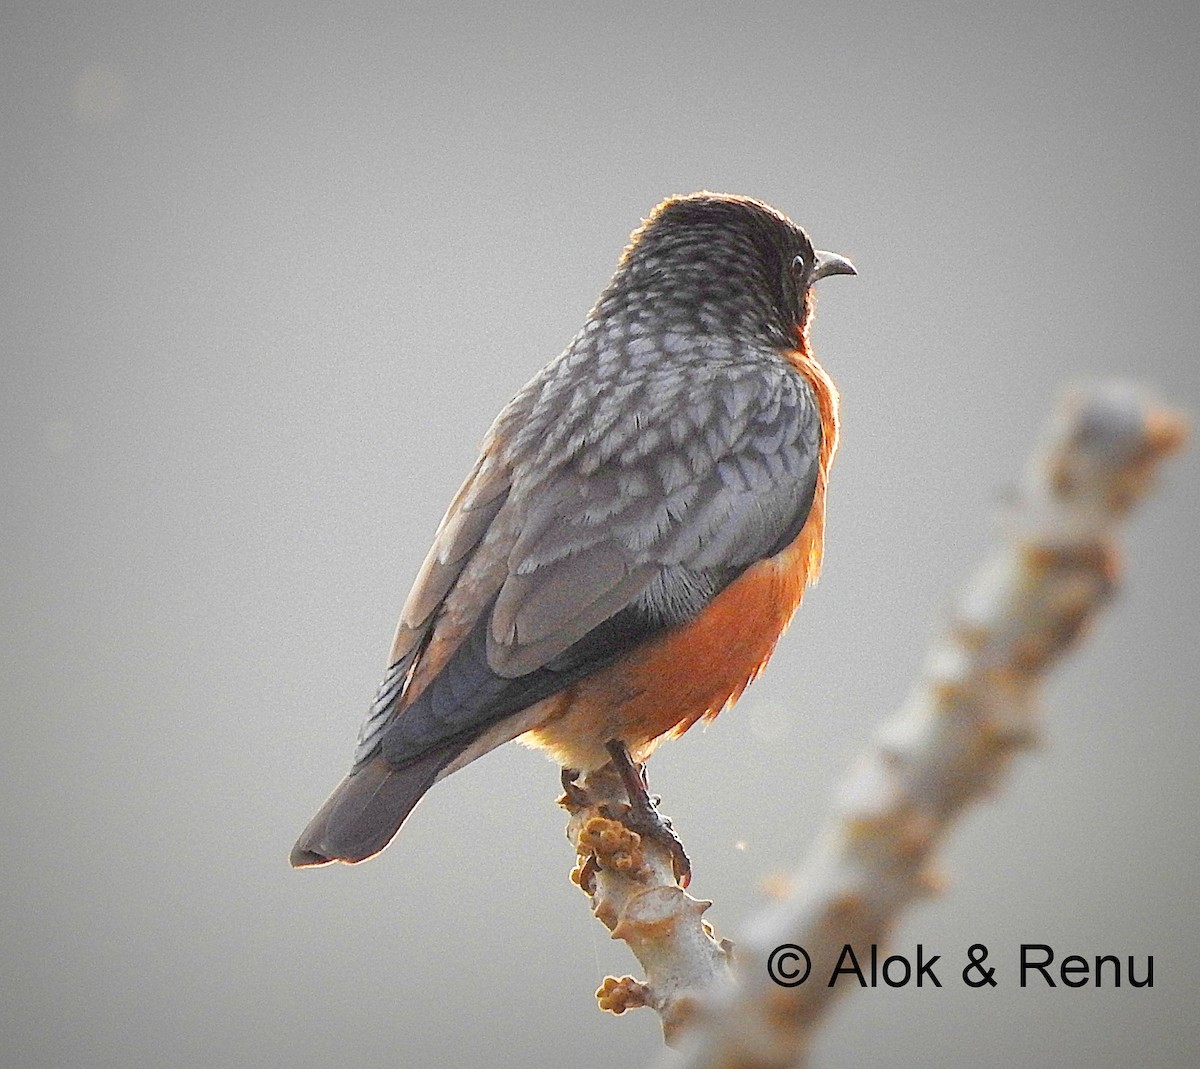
[{"x1": 792, "y1": 228, "x2": 816, "y2": 279}]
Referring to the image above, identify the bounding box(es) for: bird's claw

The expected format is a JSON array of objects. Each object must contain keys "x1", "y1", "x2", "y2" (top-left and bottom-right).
[
  {"x1": 603, "y1": 739, "x2": 692, "y2": 888},
  {"x1": 623, "y1": 800, "x2": 692, "y2": 888},
  {"x1": 559, "y1": 767, "x2": 590, "y2": 810}
]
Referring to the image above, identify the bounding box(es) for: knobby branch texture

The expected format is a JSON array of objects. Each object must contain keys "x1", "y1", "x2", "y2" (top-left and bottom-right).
[
  {"x1": 564, "y1": 382, "x2": 1188, "y2": 1067},
  {"x1": 561, "y1": 764, "x2": 735, "y2": 1043}
]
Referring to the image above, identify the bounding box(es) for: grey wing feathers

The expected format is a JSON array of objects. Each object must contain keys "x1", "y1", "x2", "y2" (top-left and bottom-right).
[
  {"x1": 355, "y1": 352, "x2": 822, "y2": 766},
  {"x1": 485, "y1": 360, "x2": 821, "y2": 676},
  {"x1": 353, "y1": 650, "x2": 420, "y2": 763},
  {"x1": 352, "y1": 452, "x2": 511, "y2": 765},
  {"x1": 394, "y1": 453, "x2": 511, "y2": 645}
]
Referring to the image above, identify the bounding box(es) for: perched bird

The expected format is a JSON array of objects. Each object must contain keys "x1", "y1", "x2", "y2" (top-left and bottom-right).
[{"x1": 291, "y1": 193, "x2": 855, "y2": 879}]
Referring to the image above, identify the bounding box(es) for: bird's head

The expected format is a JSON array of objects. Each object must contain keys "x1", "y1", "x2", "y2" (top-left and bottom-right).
[{"x1": 604, "y1": 192, "x2": 855, "y2": 348}]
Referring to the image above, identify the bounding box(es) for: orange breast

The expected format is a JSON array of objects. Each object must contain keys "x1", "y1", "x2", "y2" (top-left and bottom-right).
[{"x1": 521, "y1": 346, "x2": 840, "y2": 770}]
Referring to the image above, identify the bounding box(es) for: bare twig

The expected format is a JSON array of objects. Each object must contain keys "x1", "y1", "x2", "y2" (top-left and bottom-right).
[{"x1": 651, "y1": 382, "x2": 1187, "y2": 1067}]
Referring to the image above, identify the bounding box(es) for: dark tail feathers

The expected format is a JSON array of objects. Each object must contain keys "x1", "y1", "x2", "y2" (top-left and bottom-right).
[{"x1": 290, "y1": 747, "x2": 455, "y2": 867}]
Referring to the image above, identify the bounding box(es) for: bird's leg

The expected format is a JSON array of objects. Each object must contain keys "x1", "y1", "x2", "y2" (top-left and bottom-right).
[{"x1": 604, "y1": 739, "x2": 692, "y2": 888}]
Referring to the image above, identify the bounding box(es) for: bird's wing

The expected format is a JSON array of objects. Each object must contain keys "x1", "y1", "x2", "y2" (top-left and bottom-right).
[
  {"x1": 358, "y1": 356, "x2": 823, "y2": 769},
  {"x1": 351, "y1": 448, "x2": 513, "y2": 761}
]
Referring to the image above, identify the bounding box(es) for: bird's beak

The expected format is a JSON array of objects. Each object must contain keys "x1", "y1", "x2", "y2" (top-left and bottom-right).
[{"x1": 810, "y1": 250, "x2": 857, "y2": 282}]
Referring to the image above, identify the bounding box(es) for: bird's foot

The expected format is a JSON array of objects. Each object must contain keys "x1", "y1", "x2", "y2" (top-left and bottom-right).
[
  {"x1": 559, "y1": 766, "x2": 590, "y2": 810},
  {"x1": 604, "y1": 739, "x2": 692, "y2": 889},
  {"x1": 622, "y1": 798, "x2": 692, "y2": 889}
]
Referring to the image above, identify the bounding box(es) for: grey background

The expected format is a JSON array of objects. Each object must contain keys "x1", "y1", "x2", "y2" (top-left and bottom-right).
[{"x1": 3, "y1": 1, "x2": 1198, "y2": 1067}]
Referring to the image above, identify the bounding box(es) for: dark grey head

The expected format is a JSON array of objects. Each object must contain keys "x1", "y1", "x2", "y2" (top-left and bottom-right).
[{"x1": 596, "y1": 192, "x2": 855, "y2": 347}]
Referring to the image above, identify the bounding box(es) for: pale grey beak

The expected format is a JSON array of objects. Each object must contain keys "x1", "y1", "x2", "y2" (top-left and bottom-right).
[{"x1": 811, "y1": 250, "x2": 857, "y2": 282}]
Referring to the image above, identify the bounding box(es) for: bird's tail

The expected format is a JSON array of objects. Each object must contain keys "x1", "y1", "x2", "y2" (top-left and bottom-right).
[{"x1": 289, "y1": 747, "x2": 455, "y2": 867}]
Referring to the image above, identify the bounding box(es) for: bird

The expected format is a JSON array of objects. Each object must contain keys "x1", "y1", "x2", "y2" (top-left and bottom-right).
[{"x1": 291, "y1": 192, "x2": 855, "y2": 882}]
